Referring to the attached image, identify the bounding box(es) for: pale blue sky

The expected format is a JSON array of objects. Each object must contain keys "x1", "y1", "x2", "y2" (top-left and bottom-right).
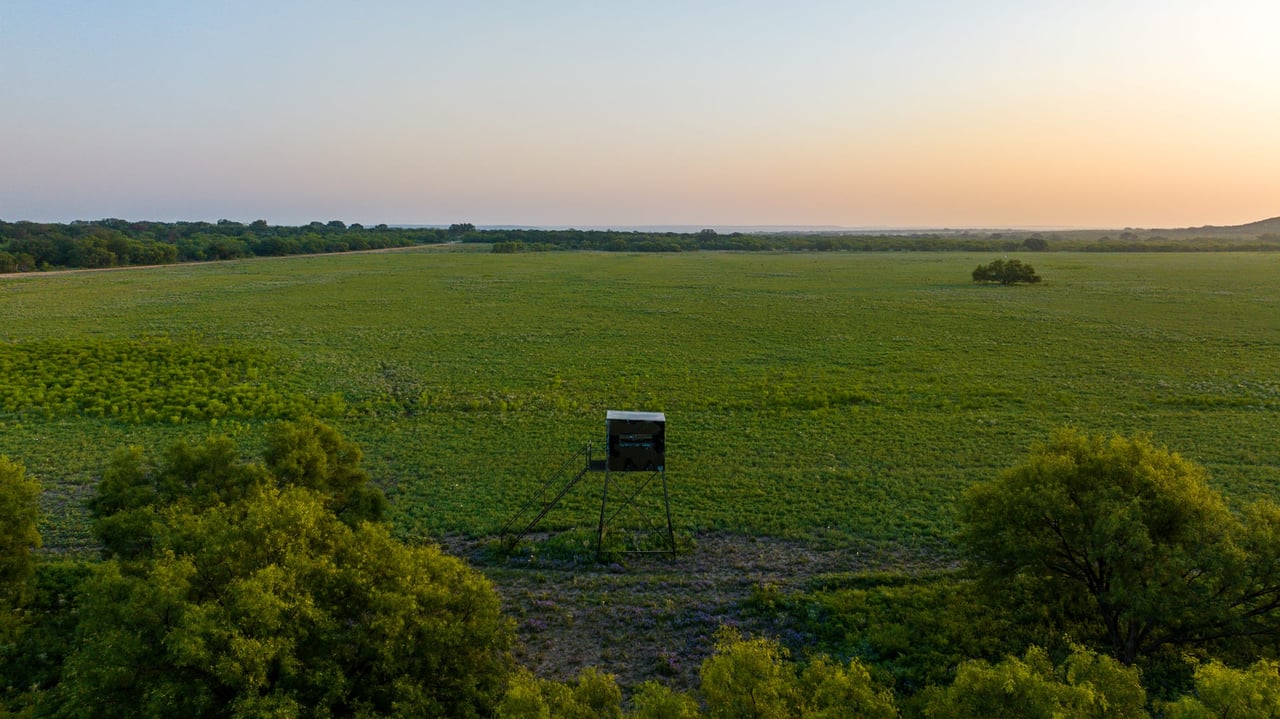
[{"x1": 3, "y1": 1, "x2": 1278, "y2": 228}]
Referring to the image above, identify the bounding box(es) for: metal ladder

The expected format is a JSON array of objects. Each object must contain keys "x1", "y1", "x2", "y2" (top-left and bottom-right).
[{"x1": 498, "y1": 444, "x2": 598, "y2": 550}]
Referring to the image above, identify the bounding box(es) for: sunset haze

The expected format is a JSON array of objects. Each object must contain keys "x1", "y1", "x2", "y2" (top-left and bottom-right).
[{"x1": 3, "y1": 1, "x2": 1277, "y2": 228}]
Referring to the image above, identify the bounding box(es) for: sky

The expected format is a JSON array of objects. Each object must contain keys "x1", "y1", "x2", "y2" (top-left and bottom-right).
[{"x1": 2, "y1": 1, "x2": 1279, "y2": 229}]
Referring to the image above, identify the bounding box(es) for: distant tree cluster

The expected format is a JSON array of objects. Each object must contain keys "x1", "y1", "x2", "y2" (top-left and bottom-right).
[
  {"x1": 0, "y1": 219, "x2": 425, "y2": 272},
  {"x1": 481, "y1": 229, "x2": 1035, "y2": 254},
  {"x1": 972, "y1": 258, "x2": 1042, "y2": 284}
]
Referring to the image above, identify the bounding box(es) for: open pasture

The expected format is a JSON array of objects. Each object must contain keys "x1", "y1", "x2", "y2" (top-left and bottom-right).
[{"x1": 2, "y1": 249, "x2": 1278, "y2": 555}]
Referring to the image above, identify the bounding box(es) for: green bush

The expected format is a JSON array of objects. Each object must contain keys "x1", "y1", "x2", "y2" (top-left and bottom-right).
[
  {"x1": 971, "y1": 258, "x2": 1041, "y2": 284},
  {"x1": 1162, "y1": 659, "x2": 1280, "y2": 719},
  {"x1": 918, "y1": 645, "x2": 1146, "y2": 719}
]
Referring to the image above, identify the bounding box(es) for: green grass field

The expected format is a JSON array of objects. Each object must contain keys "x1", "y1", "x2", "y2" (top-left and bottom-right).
[{"x1": 3, "y1": 248, "x2": 1278, "y2": 555}]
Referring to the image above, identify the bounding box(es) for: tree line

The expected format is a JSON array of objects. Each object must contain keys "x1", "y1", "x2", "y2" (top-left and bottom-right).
[
  {"x1": 0, "y1": 219, "x2": 429, "y2": 273},
  {"x1": 5, "y1": 422, "x2": 1280, "y2": 716},
  {"x1": 5, "y1": 219, "x2": 1280, "y2": 273}
]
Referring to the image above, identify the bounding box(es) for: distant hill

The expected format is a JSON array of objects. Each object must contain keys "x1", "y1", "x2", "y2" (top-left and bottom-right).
[{"x1": 1166, "y1": 216, "x2": 1280, "y2": 237}]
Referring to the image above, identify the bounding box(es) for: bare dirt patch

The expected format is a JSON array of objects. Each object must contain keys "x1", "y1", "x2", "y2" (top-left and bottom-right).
[{"x1": 438, "y1": 532, "x2": 942, "y2": 691}]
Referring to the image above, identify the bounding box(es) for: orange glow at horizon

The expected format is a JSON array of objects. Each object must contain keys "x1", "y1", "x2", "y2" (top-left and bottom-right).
[{"x1": 2, "y1": 2, "x2": 1278, "y2": 227}]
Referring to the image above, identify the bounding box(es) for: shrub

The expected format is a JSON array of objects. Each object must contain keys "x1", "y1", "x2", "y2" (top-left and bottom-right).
[{"x1": 972, "y1": 258, "x2": 1041, "y2": 284}]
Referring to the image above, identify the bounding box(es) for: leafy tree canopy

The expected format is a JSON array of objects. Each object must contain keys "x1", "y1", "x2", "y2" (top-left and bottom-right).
[
  {"x1": 699, "y1": 628, "x2": 897, "y2": 719},
  {"x1": 1162, "y1": 659, "x2": 1280, "y2": 719},
  {"x1": 918, "y1": 645, "x2": 1146, "y2": 719},
  {"x1": 960, "y1": 429, "x2": 1280, "y2": 664},
  {"x1": 0, "y1": 456, "x2": 41, "y2": 613},
  {"x1": 52, "y1": 486, "x2": 512, "y2": 718},
  {"x1": 497, "y1": 667, "x2": 623, "y2": 719},
  {"x1": 495, "y1": 629, "x2": 897, "y2": 719},
  {"x1": 90, "y1": 418, "x2": 386, "y2": 559},
  {"x1": 50, "y1": 421, "x2": 509, "y2": 718},
  {"x1": 262, "y1": 416, "x2": 387, "y2": 525}
]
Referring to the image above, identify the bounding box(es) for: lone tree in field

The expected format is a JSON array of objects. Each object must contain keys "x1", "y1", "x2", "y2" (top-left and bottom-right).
[
  {"x1": 972, "y1": 258, "x2": 1041, "y2": 285},
  {"x1": 959, "y1": 429, "x2": 1280, "y2": 665}
]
